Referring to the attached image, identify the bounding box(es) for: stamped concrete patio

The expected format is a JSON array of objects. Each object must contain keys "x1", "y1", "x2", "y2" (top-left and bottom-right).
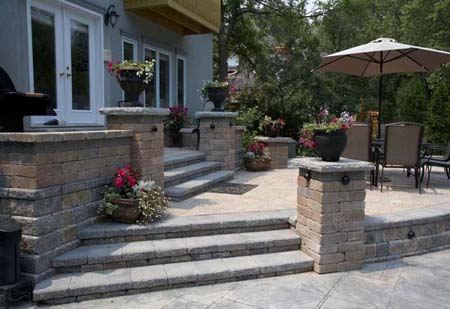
[
  {"x1": 39, "y1": 248, "x2": 450, "y2": 308},
  {"x1": 168, "y1": 159, "x2": 450, "y2": 218}
]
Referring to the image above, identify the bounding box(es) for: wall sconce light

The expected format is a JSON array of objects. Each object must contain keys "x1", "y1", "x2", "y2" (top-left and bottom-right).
[{"x1": 104, "y1": 5, "x2": 120, "y2": 28}]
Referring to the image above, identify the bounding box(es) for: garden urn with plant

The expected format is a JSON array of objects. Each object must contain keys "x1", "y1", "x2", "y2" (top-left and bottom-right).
[
  {"x1": 201, "y1": 81, "x2": 229, "y2": 111},
  {"x1": 300, "y1": 109, "x2": 352, "y2": 162},
  {"x1": 243, "y1": 142, "x2": 272, "y2": 171},
  {"x1": 165, "y1": 106, "x2": 188, "y2": 147},
  {"x1": 99, "y1": 165, "x2": 168, "y2": 224},
  {"x1": 260, "y1": 116, "x2": 286, "y2": 137},
  {"x1": 108, "y1": 60, "x2": 155, "y2": 107}
]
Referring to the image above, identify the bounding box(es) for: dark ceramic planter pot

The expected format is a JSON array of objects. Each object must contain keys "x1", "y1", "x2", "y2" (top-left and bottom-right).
[
  {"x1": 265, "y1": 126, "x2": 281, "y2": 138},
  {"x1": 207, "y1": 86, "x2": 228, "y2": 111},
  {"x1": 314, "y1": 129, "x2": 347, "y2": 162},
  {"x1": 117, "y1": 68, "x2": 145, "y2": 107},
  {"x1": 111, "y1": 198, "x2": 139, "y2": 224}
]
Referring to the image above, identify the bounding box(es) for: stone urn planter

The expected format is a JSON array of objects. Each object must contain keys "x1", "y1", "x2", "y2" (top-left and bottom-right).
[
  {"x1": 243, "y1": 157, "x2": 272, "y2": 172},
  {"x1": 207, "y1": 86, "x2": 229, "y2": 112},
  {"x1": 116, "y1": 68, "x2": 146, "y2": 107},
  {"x1": 110, "y1": 198, "x2": 140, "y2": 224},
  {"x1": 314, "y1": 128, "x2": 347, "y2": 162}
]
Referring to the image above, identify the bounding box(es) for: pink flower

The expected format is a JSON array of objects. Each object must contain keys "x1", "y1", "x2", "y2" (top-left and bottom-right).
[
  {"x1": 117, "y1": 168, "x2": 126, "y2": 177},
  {"x1": 126, "y1": 175, "x2": 136, "y2": 186},
  {"x1": 114, "y1": 177, "x2": 124, "y2": 188},
  {"x1": 258, "y1": 142, "x2": 265, "y2": 150},
  {"x1": 341, "y1": 123, "x2": 347, "y2": 129},
  {"x1": 319, "y1": 109, "x2": 328, "y2": 116},
  {"x1": 330, "y1": 118, "x2": 338, "y2": 123}
]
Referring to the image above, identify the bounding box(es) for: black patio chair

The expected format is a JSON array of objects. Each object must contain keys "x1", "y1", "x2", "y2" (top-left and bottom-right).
[
  {"x1": 421, "y1": 139, "x2": 450, "y2": 188},
  {"x1": 379, "y1": 122, "x2": 424, "y2": 194},
  {"x1": 0, "y1": 66, "x2": 55, "y2": 131}
]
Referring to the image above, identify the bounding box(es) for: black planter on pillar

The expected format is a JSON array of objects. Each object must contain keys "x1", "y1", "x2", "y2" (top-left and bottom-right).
[
  {"x1": 117, "y1": 68, "x2": 146, "y2": 107},
  {"x1": 314, "y1": 129, "x2": 348, "y2": 162},
  {"x1": 207, "y1": 86, "x2": 229, "y2": 112}
]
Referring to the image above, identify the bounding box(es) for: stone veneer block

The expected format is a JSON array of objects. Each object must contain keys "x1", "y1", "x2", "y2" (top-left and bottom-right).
[
  {"x1": 100, "y1": 107, "x2": 169, "y2": 187},
  {"x1": 195, "y1": 112, "x2": 239, "y2": 171},
  {"x1": 295, "y1": 157, "x2": 373, "y2": 274},
  {"x1": 255, "y1": 137, "x2": 295, "y2": 169}
]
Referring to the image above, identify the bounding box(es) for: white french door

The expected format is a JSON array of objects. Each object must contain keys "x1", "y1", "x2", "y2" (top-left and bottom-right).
[{"x1": 28, "y1": 0, "x2": 103, "y2": 125}]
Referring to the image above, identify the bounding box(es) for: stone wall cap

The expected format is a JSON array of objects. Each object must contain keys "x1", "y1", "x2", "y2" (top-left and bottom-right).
[
  {"x1": 256, "y1": 136, "x2": 296, "y2": 143},
  {"x1": 0, "y1": 130, "x2": 133, "y2": 143},
  {"x1": 235, "y1": 126, "x2": 246, "y2": 131},
  {"x1": 99, "y1": 107, "x2": 169, "y2": 116},
  {"x1": 195, "y1": 111, "x2": 238, "y2": 119},
  {"x1": 293, "y1": 157, "x2": 374, "y2": 172}
]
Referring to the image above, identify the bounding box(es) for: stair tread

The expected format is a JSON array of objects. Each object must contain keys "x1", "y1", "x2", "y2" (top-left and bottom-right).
[
  {"x1": 53, "y1": 229, "x2": 300, "y2": 267},
  {"x1": 79, "y1": 209, "x2": 296, "y2": 240},
  {"x1": 164, "y1": 161, "x2": 221, "y2": 182},
  {"x1": 165, "y1": 170, "x2": 234, "y2": 197},
  {"x1": 164, "y1": 150, "x2": 206, "y2": 170},
  {"x1": 34, "y1": 251, "x2": 313, "y2": 301}
]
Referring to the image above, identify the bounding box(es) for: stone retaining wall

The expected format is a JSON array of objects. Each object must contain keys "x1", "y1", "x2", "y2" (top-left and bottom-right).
[
  {"x1": 0, "y1": 130, "x2": 133, "y2": 283},
  {"x1": 234, "y1": 126, "x2": 245, "y2": 170},
  {"x1": 364, "y1": 205, "x2": 450, "y2": 263}
]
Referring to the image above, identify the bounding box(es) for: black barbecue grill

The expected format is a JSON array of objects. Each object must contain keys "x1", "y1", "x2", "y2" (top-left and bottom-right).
[{"x1": 0, "y1": 66, "x2": 56, "y2": 132}]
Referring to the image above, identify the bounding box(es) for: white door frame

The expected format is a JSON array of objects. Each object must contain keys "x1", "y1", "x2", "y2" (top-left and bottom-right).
[
  {"x1": 177, "y1": 55, "x2": 187, "y2": 107},
  {"x1": 143, "y1": 44, "x2": 173, "y2": 108},
  {"x1": 27, "y1": 0, "x2": 104, "y2": 125}
]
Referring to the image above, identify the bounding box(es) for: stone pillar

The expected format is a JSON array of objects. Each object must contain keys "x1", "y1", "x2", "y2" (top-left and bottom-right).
[
  {"x1": 296, "y1": 157, "x2": 373, "y2": 274},
  {"x1": 255, "y1": 137, "x2": 294, "y2": 169},
  {"x1": 100, "y1": 107, "x2": 169, "y2": 187},
  {"x1": 195, "y1": 112, "x2": 238, "y2": 171}
]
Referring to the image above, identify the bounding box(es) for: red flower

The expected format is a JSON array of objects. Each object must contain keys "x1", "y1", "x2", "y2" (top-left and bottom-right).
[
  {"x1": 114, "y1": 177, "x2": 124, "y2": 188},
  {"x1": 126, "y1": 175, "x2": 136, "y2": 186},
  {"x1": 258, "y1": 142, "x2": 265, "y2": 150},
  {"x1": 125, "y1": 165, "x2": 133, "y2": 171},
  {"x1": 341, "y1": 123, "x2": 347, "y2": 129},
  {"x1": 117, "y1": 168, "x2": 126, "y2": 177},
  {"x1": 330, "y1": 118, "x2": 338, "y2": 123}
]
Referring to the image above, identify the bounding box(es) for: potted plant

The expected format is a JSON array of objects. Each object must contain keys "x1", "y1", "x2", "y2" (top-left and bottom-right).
[
  {"x1": 107, "y1": 60, "x2": 155, "y2": 107},
  {"x1": 200, "y1": 80, "x2": 229, "y2": 111},
  {"x1": 243, "y1": 142, "x2": 272, "y2": 171},
  {"x1": 165, "y1": 106, "x2": 188, "y2": 147},
  {"x1": 299, "y1": 109, "x2": 353, "y2": 162},
  {"x1": 99, "y1": 165, "x2": 168, "y2": 224},
  {"x1": 260, "y1": 116, "x2": 286, "y2": 137}
]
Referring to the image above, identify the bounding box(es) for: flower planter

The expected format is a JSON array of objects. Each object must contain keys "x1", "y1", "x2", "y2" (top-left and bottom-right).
[
  {"x1": 243, "y1": 157, "x2": 272, "y2": 171},
  {"x1": 207, "y1": 86, "x2": 229, "y2": 111},
  {"x1": 111, "y1": 198, "x2": 140, "y2": 224},
  {"x1": 116, "y1": 68, "x2": 145, "y2": 107},
  {"x1": 265, "y1": 126, "x2": 281, "y2": 138},
  {"x1": 314, "y1": 128, "x2": 347, "y2": 162}
]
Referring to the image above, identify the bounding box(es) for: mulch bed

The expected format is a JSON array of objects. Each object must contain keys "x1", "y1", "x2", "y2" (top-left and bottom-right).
[{"x1": 208, "y1": 182, "x2": 258, "y2": 195}]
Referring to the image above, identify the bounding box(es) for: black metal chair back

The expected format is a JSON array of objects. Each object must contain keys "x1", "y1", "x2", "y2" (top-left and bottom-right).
[{"x1": 0, "y1": 66, "x2": 16, "y2": 92}]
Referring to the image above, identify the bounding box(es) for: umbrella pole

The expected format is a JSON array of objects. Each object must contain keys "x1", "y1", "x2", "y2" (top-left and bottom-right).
[{"x1": 378, "y1": 52, "x2": 383, "y2": 138}]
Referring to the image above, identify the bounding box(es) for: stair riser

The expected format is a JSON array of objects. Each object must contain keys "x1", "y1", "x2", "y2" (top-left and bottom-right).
[
  {"x1": 80, "y1": 223, "x2": 289, "y2": 245},
  {"x1": 164, "y1": 165, "x2": 221, "y2": 187},
  {"x1": 54, "y1": 244, "x2": 300, "y2": 273},
  {"x1": 164, "y1": 157, "x2": 206, "y2": 171},
  {"x1": 39, "y1": 266, "x2": 312, "y2": 305},
  {"x1": 166, "y1": 174, "x2": 234, "y2": 201}
]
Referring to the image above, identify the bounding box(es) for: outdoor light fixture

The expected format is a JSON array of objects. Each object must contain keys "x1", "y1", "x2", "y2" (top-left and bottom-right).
[{"x1": 104, "y1": 5, "x2": 119, "y2": 28}]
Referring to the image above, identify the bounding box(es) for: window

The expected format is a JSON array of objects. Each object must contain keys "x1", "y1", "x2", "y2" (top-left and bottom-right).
[
  {"x1": 122, "y1": 37, "x2": 137, "y2": 102},
  {"x1": 143, "y1": 45, "x2": 172, "y2": 108},
  {"x1": 122, "y1": 37, "x2": 137, "y2": 61},
  {"x1": 177, "y1": 57, "x2": 186, "y2": 106}
]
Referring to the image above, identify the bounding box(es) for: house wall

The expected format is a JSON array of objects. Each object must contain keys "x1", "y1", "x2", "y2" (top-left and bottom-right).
[{"x1": 0, "y1": 0, "x2": 213, "y2": 119}]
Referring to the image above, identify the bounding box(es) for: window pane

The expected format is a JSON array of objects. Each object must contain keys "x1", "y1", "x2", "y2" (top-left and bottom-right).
[
  {"x1": 31, "y1": 7, "x2": 56, "y2": 110},
  {"x1": 123, "y1": 41, "x2": 134, "y2": 61},
  {"x1": 144, "y1": 49, "x2": 156, "y2": 107},
  {"x1": 177, "y1": 58, "x2": 185, "y2": 106},
  {"x1": 71, "y1": 20, "x2": 90, "y2": 110},
  {"x1": 159, "y1": 53, "x2": 170, "y2": 108}
]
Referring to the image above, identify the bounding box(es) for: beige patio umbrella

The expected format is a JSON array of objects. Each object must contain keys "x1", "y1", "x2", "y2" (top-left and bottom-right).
[{"x1": 314, "y1": 37, "x2": 450, "y2": 136}]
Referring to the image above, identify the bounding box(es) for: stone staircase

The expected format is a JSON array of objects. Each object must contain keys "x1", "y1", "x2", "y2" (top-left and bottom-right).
[
  {"x1": 163, "y1": 148, "x2": 234, "y2": 201},
  {"x1": 33, "y1": 210, "x2": 313, "y2": 304}
]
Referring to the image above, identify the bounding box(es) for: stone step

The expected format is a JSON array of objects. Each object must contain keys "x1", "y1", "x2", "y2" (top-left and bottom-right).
[
  {"x1": 34, "y1": 251, "x2": 313, "y2": 304},
  {"x1": 164, "y1": 161, "x2": 222, "y2": 187},
  {"x1": 164, "y1": 151, "x2": 206, "y2": 171},
  {"x1": 165, "y1": 170, "x2": 234, "y2": 201},
  {"x1": 52, "y1": 230, "x2": 301, "y2": 273},
  {"x1": 79, "y1": 209, "x2": 296, "y2": 245}
]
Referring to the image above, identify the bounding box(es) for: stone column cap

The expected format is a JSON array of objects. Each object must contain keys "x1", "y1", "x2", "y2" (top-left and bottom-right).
[
  {"x1": 256, "y1": 136, "x2": 296, "y2": 143},
  {"x1": 195, "y1": 111, "x2": 238, "y2": 119},
  {"x1": 294, "y1": 157, "x2": 374, "y2": 173},
  {"x1": 99, "y1": 107, "x2": 169, "y2": 116}
]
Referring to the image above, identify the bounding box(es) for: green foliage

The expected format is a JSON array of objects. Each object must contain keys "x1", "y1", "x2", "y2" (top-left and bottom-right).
[{"x1": 425, "y1": 78, "x2": 450, "y2": 144}]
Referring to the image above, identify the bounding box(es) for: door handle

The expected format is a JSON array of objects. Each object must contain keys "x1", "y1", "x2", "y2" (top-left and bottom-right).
[
  {"x1": 66, "y1": 73, "x2": 72, "y2": 78},
  {"x1": 58, "y1": 72, "x2": 65, "y2": 77}
]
